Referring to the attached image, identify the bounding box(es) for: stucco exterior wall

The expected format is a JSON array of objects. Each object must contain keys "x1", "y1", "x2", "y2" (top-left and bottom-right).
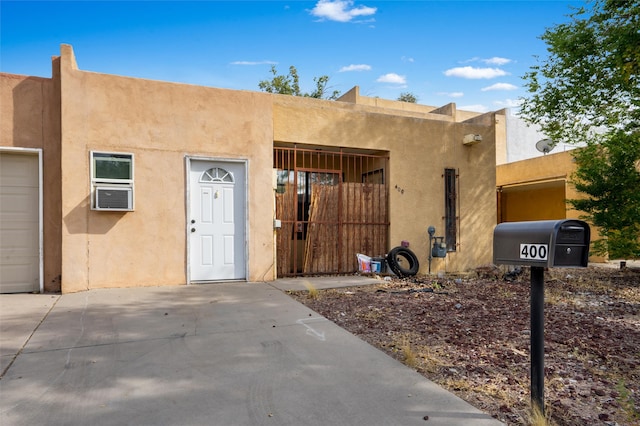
[
  {"x1": 58, "y1": 45, "x2": 274, "y2": 293},
  {"x1": 0, "y1": 66, "x2": 62, "y2": 292},
  {"x1": 496, "y1": 150, "x2": 580, "y2": 218},
  {"x1": 496, "y1": 151, "x2": 573, "y2": 183},
  {"x1": 499, "y1": 184, "x2": 567, "y2": 222},
  {"x1": 274, "y1": 95, "x2": 499, "y2": 273},
  {"x1": 500, "y1": 113, "x2": 582, "y2": 165}
]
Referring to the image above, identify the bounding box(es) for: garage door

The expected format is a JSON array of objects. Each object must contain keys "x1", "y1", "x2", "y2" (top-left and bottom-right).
[{"x1": 0, "y1": 152, "x2": 40, "y2": 293}]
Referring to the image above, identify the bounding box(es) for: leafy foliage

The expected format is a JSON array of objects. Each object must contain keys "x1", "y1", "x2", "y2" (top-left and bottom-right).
[
  {"x1": 570, "y1": 132, "x2": 640, "y2": 259},
  {"x1": 520, "y1": 0, "x2": 640, "y2": 143},
  {"x1": 258, "y1": 65, "x2": 341, "y2": 100},
  {"x1": 397, "y1": 92, "x2": 418, "y2": 103},
  {"x1": 521, "y1": 0, "x2": 640, "y2": 260}
]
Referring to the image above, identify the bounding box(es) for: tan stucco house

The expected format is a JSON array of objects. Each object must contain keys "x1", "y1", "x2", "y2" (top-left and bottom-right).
[{"x1": 1, "y1": 45, "x2": 504, "y2": 294}]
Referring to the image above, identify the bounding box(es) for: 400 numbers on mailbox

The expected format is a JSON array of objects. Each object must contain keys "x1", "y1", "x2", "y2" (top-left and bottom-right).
[{"x1": 520, "y1": 244, "x2": 548, "y2": 261}]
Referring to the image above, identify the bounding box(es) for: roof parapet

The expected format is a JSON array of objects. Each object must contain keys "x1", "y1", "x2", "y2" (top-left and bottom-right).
[
  {"x1": 337, "y1": 86, "x2": 493, "y2": 122},
  {"x1": 60, "y1": 44, "x2": 79, "y2": 71},
  {"x1": 429, "y1": 103, "x2": 456, "y2": 118},
  {"x1": 463, "y1": 108, "x2": 506, "y2": 125}
]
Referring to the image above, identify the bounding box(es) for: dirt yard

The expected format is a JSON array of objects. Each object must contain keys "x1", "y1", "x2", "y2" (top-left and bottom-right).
[{"x1": 290, "y1": 266, "x2": 639, "y2": 425}]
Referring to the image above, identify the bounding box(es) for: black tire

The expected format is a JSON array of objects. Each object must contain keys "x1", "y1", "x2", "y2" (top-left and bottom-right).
[{"x1": 386, "y1": 246, "x2": 420, "y2": 277}]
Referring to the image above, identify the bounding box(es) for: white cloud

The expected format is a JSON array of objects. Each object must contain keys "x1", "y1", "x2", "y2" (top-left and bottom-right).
[
  {"x1": 437, "y1": 91, "x2": 464, "y2": 98},
  {"x1": 461, "y1": 57, "x2": 512, "y2": 66},
  {"x1": 494, "y1": 98, "x2": 523, "y2": 108},
  {"x1": 460, "y1": 104, "x2": 489, "y2": 113},
  {"x1": 310, "y1": 0, "x2": 377, "y2": 22},
  {"x1": 483, "y1": 57, "x2": 512, "y2": 66},
  {"x1": 481, "y1": 83, "x2": 518, "y2": 91},
  {"x1": 376, "y1": 73, "x2": 406, "y2": 84},
  {"x1": 230, "y1": 60, "x2": 277, "y2": 66},
  {"x1": 401, "y1": 56, "x2": 414, "y2": 63},
  {"x1": 339, "y1": 64, "x2": 372, "y2": 72},
  {"x1": 444, "y1": 66, "x2": 508, "y2": 79}
]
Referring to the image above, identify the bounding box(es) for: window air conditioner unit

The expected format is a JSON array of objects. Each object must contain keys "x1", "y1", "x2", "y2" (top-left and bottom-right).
[
  {"x1": 463, "y1": 133, "x2": 483, "y2": 146},
  {"x1": 94, "y1": 186, "x2": 133, "y2": 211}
]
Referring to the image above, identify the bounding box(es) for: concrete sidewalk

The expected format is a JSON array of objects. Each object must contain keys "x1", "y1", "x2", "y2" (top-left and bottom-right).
[{"x1": 1, "y1": 279, "x2": 502, "y2": 426}]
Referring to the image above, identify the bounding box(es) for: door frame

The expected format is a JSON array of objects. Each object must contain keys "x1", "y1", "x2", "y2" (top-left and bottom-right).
[
  {"x1": 185, "y1": 156, "x2": 249, "y2": 284},
  {"x1": 0, "y1": 147, "x2": 43, "y2": 293}
]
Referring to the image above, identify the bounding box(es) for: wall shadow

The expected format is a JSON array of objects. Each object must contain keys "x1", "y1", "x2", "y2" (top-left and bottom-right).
[{"x1": 63, "y1": 195, "x2": 126, "y2": 235}]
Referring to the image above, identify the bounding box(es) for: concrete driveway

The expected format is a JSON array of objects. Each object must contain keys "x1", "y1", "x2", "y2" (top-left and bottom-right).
[{"x1": 1, "y1": 279, "x2": 502, "y2": 425}]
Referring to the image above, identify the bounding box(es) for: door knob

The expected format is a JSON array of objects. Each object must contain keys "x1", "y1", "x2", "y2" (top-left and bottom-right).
[
  {"x1": 191, "y1": 219, "x2": 196, "y2": 224},
  {"x1": 191, "y1": 228, "x2": 196, "y2": 233}
]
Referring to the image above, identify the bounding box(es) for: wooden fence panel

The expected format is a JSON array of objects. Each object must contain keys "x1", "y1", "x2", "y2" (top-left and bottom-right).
[
  {"x1": 275, "y1": 184, "x2": 296, "y2": 276},
  {"x1": 304, "y1": 183, "x2": 387, "y2": 274}
]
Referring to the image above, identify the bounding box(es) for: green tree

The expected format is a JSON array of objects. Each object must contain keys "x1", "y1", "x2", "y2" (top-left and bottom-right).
[
  {"x1": 569, "y1": 132, "x2": 640, "y2": 258},
  {"x1": 258, "y1": 65, "x2": 340, "y2": 100},
  {"x1": 397, "y1": 92, "x2": 418, "y2": 103},
  {"x1": 520, "y1": 0, "x2": 639, "y2": 143},
  {"x1": 520, "y1": 0, "x2": 640, "y2": 260}
]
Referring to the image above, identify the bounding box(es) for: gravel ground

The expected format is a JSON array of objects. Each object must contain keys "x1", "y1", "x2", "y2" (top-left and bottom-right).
[{"x1": 290, "y1": 266, "x2": 640, "y2": 425}]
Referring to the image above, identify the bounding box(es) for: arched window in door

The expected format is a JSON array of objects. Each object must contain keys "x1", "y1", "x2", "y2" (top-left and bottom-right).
[{"x1": 200, "y1": 167, "x2": 234, "y2": 183}]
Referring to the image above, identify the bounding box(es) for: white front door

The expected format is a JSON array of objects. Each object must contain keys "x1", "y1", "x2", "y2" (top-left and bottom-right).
[
  {"x1": 189, "y1": 160, "x2": 246, "y2": 281},
  {"x1": 0, "y1": 151, "x2": 40, "y2": 293}
]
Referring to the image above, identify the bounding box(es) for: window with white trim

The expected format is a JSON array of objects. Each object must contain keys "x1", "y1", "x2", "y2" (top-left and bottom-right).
[{"x1": 90, "y1": 151, "x2": 134, "y2": 211}]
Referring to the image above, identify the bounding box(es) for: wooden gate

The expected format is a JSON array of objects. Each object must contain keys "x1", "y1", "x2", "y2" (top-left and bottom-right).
[{"x1": 274, "y1": 146, "x2": 389, "y2": 276}]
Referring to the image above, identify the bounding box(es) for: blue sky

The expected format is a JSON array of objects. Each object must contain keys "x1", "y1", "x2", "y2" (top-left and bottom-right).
[{"x1": 1, "y1": 0, "x2": 584, "y2": 113}]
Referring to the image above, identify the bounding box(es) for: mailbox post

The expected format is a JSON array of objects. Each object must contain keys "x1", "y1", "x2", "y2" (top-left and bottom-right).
[{"x1": 493, "y1": 220, "x2": 590, "y2": 416}]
